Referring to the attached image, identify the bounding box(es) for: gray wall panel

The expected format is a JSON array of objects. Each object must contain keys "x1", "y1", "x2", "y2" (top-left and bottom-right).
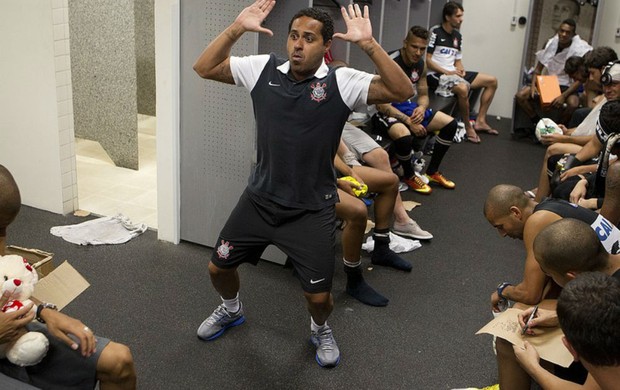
[
  {"x1": 347, "y1": 0, "x2": 383, "y2": 72},
  {"x1": 69, "y1": 0, "x2": 139, "y2": 169},
  {"x1": 180, "y1": 1, "x2": 287, "y2": 261},
  {"x1": 382, "y1": 0, "x2": 411, "y2": 51},
  {"x1": 135, "y1": 0, "x2": 156, "y2": 116},
  {"x1": 409, "y1": 0, "x2": 432, "y2": 29}
]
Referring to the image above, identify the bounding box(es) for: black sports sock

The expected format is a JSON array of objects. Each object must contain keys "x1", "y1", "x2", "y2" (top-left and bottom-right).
[
  {"x1": 393, "y1": 135, "x2": 414, "y2": 179},
  {"x1": 344, "y1": 265, "x2": 389, "y2": 307},
  {"x1": 370, "y1": 232, "x2": 412, "y2": 272},
  {"x1": 427, "y1": 120, "x2": 456, "y2": 175}
]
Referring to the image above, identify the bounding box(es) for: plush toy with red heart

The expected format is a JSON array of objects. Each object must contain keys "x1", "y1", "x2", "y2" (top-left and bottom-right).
[{"x1": 0, "y1": 254, "x2": 49, "y2": 366}]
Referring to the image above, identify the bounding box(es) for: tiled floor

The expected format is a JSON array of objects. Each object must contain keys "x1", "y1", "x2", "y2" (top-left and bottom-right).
[{"x1": 75, "y1": 115, "x2": 157, "y2": 229}]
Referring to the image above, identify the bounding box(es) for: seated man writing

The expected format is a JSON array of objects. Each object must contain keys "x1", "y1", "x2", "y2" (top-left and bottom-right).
[
  {"x1": 483, "y1": 184, "x2": 620, "y2": 389},
  {"x1": 515, "y1": 222, "x2": 620, "y2": 389}
]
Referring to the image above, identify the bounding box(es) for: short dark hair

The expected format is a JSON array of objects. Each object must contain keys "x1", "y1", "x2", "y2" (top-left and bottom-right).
[
  {"x1": 483, "y1": 184, "x2": 530, "y2": 219},
  {"x1": 560, "y1": 18, "x2": 577, "y2": 33},
  {"x1": 533, "y1": 219, "x2": 608, "y2": 275},
  {"x1": 598, "y1": 100, "x2": 620, "y2": 136},
  {"x1": 0, "y1": 164, "x2": 21, "y2": 237},
  {"x1": 564, "y1": 55, "x2": 585, "y2": 76},
  {"x1": 289, "y1": 8, "x2": 334, "y2": 45},
  {"x1": 442, "y1": 1, "x2": 463, "y2": 22},
  {"x1": 584, "y1": 46, "x2": 619, "y2": 70},
  {"x1": 557, "y1": 272, "x2": 620, "y2": 367},
  {"x1": 407, "y1": 25, "x2": 429, "y2": 41}
]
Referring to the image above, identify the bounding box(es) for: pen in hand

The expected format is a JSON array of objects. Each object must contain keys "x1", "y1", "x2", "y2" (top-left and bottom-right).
[{"x1": 522, "y1": 305, "x2": 539, "y2": 335}]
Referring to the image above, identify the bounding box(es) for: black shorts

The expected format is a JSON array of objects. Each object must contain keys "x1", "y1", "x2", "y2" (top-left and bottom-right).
[
  {"x1": 372, "y1": 110, "x2": 438, "y2": 146},
  {"x1": 426, "y1": 71, "x2": 478, "y2": 90},
  {"x1": 211, "y1": 189, "x2": 337, "y2": 293},
  {"x1": 0, "y1": 322, "x2": 110, "y2": 389}
]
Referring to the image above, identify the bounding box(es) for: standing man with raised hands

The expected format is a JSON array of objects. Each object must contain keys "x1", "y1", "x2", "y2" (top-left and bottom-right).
[{"x1": 192, "y1": 1, "x2": 413, "y2": 368}]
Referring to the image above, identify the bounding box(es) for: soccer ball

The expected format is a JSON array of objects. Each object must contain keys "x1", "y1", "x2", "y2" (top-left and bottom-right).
[{"x1": 535, "y1": 118, "x2": 562, "y2": 141}]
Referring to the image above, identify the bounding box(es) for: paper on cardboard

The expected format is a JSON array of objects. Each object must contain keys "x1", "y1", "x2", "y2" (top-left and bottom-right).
[
  {"x1": 536, "y1": 75, "x2": 561, "y2": 106},
  {"x1": 476, "y1": 308, "x2": 574, "y2": 368}
]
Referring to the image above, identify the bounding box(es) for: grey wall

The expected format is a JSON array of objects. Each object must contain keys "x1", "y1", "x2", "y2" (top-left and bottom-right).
[
  {"x1": 135, "y1": 0, "x2": 156, "y2": 116},
  {"x1": 69, "y1": 0, "x2": 139, "y2": 170},
  {"x1": 179, "y1": 0, "x2": 256, "y2": 248}
]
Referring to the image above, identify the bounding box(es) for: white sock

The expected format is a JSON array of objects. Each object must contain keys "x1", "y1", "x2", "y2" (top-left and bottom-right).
[
  {"x1": 311, "y1": 316, "x2": 327, "y2": 333},
  {"x1": 221, "y1": 292, "x2": 240, "y2": 313}
]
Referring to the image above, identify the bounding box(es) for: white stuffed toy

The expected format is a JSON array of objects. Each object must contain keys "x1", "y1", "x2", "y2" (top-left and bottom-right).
[{"x1": 0, "y1": 254, "x2": 49, "y2": 366}]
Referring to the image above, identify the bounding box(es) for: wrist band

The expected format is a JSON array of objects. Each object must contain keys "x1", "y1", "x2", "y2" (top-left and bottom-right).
[
  {"x1": 36, "y1": 302, "x2": 58, "y2": 323},
  {"x1": 497, "y1": 282, "x2": 513, "y2": 300}
]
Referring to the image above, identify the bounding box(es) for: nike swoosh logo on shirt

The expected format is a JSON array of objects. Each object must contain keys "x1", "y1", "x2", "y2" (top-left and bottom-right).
[
  {"x1": 269, "y1": 81, "x2": 280, "y2": 86},
  {"x1": 310, "y1": 278, "x2": 325, "y2": 284}
]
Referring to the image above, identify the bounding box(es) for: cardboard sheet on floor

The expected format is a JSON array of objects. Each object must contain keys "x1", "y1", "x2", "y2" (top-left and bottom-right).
[
  {"x1": 32, "y1": 261, "x2": 90, "y2": 310},
  {"x1": 402, "y1": 201, "x2": 420, "y2": 211},
  {"x1": 476, "y1": 308, "x2": 573, "y2": 368}
]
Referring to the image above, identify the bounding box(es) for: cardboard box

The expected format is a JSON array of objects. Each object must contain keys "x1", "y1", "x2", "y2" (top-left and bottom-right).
[
  {"x1": 5, "y1": 245, "x2": 90, "y2": 310},
  {"x1": 5, "y1": 245, "x2": 54, "y2": 278},
  {"x1": 536, "y1": 75, "x2": 561, "y2": 107}
]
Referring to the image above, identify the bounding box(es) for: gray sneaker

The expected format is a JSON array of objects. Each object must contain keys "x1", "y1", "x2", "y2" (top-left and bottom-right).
[
  {"x1": 310, "y1": 325, "x2": 340, "y2": 367},
  {"x1": 392, "y1": 219, "x2": 433, "y2": 240},
  {"x1": 197, "y1": 303, "x2": 245, "y2": 341}
]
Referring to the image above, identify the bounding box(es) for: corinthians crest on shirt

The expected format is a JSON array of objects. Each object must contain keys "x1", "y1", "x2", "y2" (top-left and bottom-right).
[
  {"x1": 410, "y1": 70, "x2": 419, "y2": 83},
  {"x1": 310, "y1": 82, "x2": 327, "y2": 102}
]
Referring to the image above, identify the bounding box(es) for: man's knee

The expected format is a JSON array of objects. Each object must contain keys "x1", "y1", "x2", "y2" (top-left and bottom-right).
[
  {"x1": 208, "y1": 261, "x2": 236, "y2": 278},
  {"x1": 495, "y1": 337, "x2": 515, "y2": 359},
  {"x1": 546, "y1": 143, "x2": 564, "y2": 158},
  {"x1": 97, "y1": 342, "x2": 136, "y2": 385},
  {"x1": 515, "y1": 87, "x2": 530, "y2": 103},
  {"x1": 388, "y1": 123, "x2": 410, "y2": 139},
  {"x1": 453, "y1": 83, "x2": 469, "y2": 98},
  {"x1": 364, "y1": 148, "x2": 389, "y2": 167},
  {"x1": 348, "y1": 200, "x2": 369, "y2": 226},
  {"x1": 304, "y1": 291, "x2": 332, "y2": 308},
  {"x1": 566, "y1": 95, "x2": 579, "y2": 109}
]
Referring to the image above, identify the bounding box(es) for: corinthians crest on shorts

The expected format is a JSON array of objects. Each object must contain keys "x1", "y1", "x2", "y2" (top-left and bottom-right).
[
  {"x1": 217, "y1": 240, "x2": 234, "y2": 259},
  {"x1": 310, "y1": 82, "x2": 327, "y2": 102}
]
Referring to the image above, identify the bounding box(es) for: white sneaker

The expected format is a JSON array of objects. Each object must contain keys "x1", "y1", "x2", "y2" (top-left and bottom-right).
[{"x1": 392, "y1": 220, "x2": 433, "y2": 240}]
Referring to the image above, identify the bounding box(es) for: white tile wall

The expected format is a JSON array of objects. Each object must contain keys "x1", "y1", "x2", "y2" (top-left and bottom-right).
[{"x1": 52, "y1": 0, "x2": 76, "y2": 215}]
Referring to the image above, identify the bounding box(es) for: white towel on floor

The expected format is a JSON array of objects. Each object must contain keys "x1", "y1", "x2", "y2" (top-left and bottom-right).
[
  {"x1": 50, "y1": 214, "x2": 147, "y2": 245},
  {"x1": 361, "y1": 232, "x2": 422, "y2": 253}
]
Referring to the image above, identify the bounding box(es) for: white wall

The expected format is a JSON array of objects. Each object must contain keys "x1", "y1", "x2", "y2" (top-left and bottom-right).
[
  {"x1": 154, "y1": 0, "x2": 180, "y2": 243},
  {"x1": 460, "y1": 0, "x2": 531, "y2": 119},
  {"x1": 593, "y1": 0, "x2": 620, "y2": 53},
  {"x1": 0, "y1": 0, "x2": 77, "y2": 214}
]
